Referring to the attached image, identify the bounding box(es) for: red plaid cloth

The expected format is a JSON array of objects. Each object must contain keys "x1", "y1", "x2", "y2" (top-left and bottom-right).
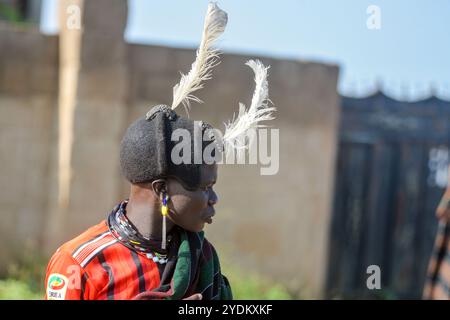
[{"x1": 423, "y1": 220, "x2": 450, "y2": 300}]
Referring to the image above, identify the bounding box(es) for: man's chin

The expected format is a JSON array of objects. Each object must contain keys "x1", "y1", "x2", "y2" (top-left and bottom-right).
[
  {"x1": 195, "y1": 222, "x2": 206, "y2": 232},
  {"x1": 178, "y1": 222, "x2": 206, "y2": 233}
]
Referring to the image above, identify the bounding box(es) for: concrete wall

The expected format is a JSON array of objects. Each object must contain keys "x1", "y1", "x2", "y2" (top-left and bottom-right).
[
  {"x1": 0, "y1": 0, "x2": 340, "y2": 298},
  {"x1": 0, "y1": 22, "x2": 58, "y2": 263}
]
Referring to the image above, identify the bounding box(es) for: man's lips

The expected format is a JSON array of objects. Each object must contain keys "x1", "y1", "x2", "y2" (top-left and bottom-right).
[
  {"x1": 204, "y1": 216, "x2": 213, "y2": 224},
  {"x1": 203, "y1": 210, "x2": 215, "y2": 224}
]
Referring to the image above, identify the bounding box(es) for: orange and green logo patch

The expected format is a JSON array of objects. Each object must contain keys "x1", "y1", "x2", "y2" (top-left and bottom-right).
[{"x1": 48, "y1": 274, "x2": 66, "y2": 290}]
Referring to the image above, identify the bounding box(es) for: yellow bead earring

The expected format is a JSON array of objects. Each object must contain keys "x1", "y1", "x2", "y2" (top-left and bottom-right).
[{"x1": 161, "y1": 194, "x2": 169, "y2": 250}]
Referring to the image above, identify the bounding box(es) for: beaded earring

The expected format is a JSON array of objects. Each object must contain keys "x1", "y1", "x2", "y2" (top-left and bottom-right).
[{"x1": 161, "y1": 194, "x2": 169, "y2": 250}]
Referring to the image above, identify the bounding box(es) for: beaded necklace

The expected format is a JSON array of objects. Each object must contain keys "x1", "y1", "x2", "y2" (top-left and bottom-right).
[{"x1": 107, "y1": 200, "x2": 173, "y2": 264}]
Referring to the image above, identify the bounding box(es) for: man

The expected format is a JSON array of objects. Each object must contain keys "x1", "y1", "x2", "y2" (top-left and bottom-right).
[
  {"x1": 44, "y1": 2, "x2": 275, "y2": 300},
  {"x1": 45, "y1": 105, "x2": 230, "y2": 300}
]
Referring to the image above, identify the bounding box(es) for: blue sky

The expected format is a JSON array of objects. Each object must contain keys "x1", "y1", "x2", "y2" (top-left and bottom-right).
[{"x1": 41, "y1": 0, "x2": 450, "y2": 100}]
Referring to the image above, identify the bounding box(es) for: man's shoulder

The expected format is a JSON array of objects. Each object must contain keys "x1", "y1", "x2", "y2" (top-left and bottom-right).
[{"x1": 55, "y1": 220, "x2": 117, "y2": 267}]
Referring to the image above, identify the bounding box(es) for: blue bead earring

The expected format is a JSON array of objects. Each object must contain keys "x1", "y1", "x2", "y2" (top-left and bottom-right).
[{"x1": 161, "y1": 194, "x2": 169, "y2": 250}]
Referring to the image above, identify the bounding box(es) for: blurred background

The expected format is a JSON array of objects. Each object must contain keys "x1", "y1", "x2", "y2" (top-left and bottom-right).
[{"x1": 0, "y1": 0, "x2": 449, "y2": 299}]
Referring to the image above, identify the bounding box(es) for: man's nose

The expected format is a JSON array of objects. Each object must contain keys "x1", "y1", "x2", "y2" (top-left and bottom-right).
[{"x1": 208, "y1": 190, "x2": 218, "y2": 206}]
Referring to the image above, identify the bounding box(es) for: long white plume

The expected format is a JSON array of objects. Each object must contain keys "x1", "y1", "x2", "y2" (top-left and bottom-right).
[
  {"x1": 171, "y1": 2, "x2": 228, "y2": 113},
  {"x1": 223, "y1": 60, "x2": 276, "y2": 159}
]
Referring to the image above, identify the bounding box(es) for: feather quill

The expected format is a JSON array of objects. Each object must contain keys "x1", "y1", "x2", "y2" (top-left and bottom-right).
[{"x1": 171, "y1": 2, "x2": 228, "y2": 113}]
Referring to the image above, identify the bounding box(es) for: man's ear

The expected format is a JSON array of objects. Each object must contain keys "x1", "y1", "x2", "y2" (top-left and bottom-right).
[{"x1": 151, "y1": 179, "x2": 167, "y2": 200}]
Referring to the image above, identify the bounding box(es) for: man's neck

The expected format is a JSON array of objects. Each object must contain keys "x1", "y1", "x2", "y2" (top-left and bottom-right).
[{"x1": 126, "y1": 191, "x2": 174, "y2": 240}]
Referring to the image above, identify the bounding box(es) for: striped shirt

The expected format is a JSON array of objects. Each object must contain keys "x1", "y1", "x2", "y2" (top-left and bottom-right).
[{"x1": 45, "y1": 220, "x2": 162, "y2": 300}]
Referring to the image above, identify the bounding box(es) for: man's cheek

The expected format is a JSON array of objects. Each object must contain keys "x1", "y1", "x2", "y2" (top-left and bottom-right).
[
  {"x1": 171, "y1": 196, "x2": 190, "y2": 214},
  {"x1": 195, "y1": 196, "x2": 208, "y2": 212}
]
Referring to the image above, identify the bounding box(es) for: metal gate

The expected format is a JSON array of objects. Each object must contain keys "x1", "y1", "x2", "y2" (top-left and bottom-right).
[{"x1": 327, "y1": 92, "x2": 450, "y2": 299}]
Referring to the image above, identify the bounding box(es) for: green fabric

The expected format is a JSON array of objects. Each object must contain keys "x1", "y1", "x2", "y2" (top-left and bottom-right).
[{"x1": 167, "y1": 230, "x2": 233, "y2": 300}]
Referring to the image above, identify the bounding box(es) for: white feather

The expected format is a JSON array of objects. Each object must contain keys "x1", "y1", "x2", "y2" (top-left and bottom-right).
[
  {"x1": 171, "y1": 2, "x2": 228, "y2": 113},
  {"x1": 223, "y1": 60, "x2": 276, "y2": 159}
]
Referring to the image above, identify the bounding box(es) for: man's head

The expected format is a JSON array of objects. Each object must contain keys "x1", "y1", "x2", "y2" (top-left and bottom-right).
[{"x1": 120, "y1": 105, "x2": 220, "y2": 231}]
